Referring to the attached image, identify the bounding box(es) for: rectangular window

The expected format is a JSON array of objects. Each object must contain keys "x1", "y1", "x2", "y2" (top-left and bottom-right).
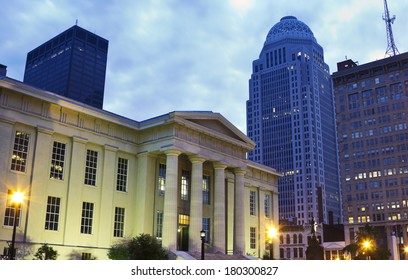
[
  {"x1": 3, "y1": 247, "x2": 12, "y2": 259},
  {"x1": 81, "y1": 202, "x2": 94, "y2": 234},
  {"x1": 44, "y1": 196, "x2": 61, "y2": 231},
  {"x1": 181, "y1": 170, "x2": 190, "y2": 200},
  {"x1": 3, "y1": 190, "x2": 21, "y2": 227},
  {"x1": 178, "y1": 214, "x2": 190, "y2": 225},
  {"x1": 202, "y1": 175, "x2": 210, "y2": 205},
  {"x1": 81, "y1": 253, "x2": 92, "y2": 260},
  {"x1": 11, "y1": 131, "x2": 30, "y2": 172},
  {"x1": 264, "y1": 194, "x2": 271, "y2": 218},
  {"x1": 113, "y1": 207, "x2": 125, "y2": 237},
  {"x1": 250, "y1": 227, "x2": 256, "y2": 249},
  {"x1": 116, "y1": 157, "x2": 128, "y2": 192},
  {"x1": 156, "y1": 211, "x2": 163, "y2": 238},
  {"x1": 50, "y1": 141, "x2": 66, "y2": 180},
  {"x1": 84, "y1": 149, "x2": 98, "y2": 186},
  {"x1": 158, "y1": 163, "x2": 166, "y2": 196},
  {"x1": 250, "y1": 191, "x2": 256, "y2": 216},
  {"x1": 202, "y1": 218, "x2": 210, "y2": 243}
]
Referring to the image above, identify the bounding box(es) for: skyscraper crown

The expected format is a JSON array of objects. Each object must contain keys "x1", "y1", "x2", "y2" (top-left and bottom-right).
[{"x1": 265, "y1": 16, "x2": 316, "y2": 45}]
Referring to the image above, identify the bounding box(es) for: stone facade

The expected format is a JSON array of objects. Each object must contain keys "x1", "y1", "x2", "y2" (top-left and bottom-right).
[{"x1": 0, "y1": 77, "x2": 281, "y2": 260}]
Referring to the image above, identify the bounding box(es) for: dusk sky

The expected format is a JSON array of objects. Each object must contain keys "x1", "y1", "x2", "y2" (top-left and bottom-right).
[{"x1": 2, "y1": 0, "x2": 407, "y2": 132}]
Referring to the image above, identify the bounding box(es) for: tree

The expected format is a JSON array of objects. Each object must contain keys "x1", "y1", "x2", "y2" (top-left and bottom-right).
[
  {"x1": 33, "y1": 244, "x2": 58, "y2": 260},
  {"x1": 108, "y1": 233, "x2": 168, "y2": 260},
  {"x1": 343, "y1": 223, "x2": 391, "y2": 260},
  {"x1": 343, "y1": 243, "x2": 359, "y2": 259}
]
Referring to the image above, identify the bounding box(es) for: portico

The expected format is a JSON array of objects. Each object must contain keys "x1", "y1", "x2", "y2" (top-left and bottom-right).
[{"x1": 144, "y1": 112, "x2": 280, "y2": 257}]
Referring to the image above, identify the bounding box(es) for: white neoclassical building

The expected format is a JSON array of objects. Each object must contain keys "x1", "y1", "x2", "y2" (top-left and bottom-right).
[{"x1": 0, "y1": 75, "x2": 281, "y2": 260}]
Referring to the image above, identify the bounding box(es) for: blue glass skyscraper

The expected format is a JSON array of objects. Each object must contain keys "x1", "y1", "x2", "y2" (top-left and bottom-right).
[
  {"x1": 247, "y1": 16, "x2": 341, "y2": 225},
  {"x1": 24, "y1": 25, "x2": 108, "y2": 109}
]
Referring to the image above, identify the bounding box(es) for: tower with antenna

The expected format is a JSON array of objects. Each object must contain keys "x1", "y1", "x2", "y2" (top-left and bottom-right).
[{"x1": 383, "y1": 0, "x2": 399, "y2": 57}]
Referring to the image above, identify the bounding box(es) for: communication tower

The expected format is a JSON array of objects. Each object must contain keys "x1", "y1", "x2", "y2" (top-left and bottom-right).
[{"x1": 383, "y1": 0, "x2": 399, "y2": 57}]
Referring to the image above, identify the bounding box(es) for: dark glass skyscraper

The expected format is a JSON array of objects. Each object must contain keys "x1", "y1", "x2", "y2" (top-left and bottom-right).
[
  {"x1": 247, "y1": 16, "x2": 341, "y2": 225},
  {"x1": 24, "y1": 25, "x2": 108, "y2": 109}
]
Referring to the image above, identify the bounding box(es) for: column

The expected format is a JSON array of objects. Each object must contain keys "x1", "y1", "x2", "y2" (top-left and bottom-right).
[
  {"x1": 388, "y1": 225, "x2": 399, "y2": 260},
  {"x1": 64, "y1": 136, "x2": 87, "y2": 244},
  {"x1": 0, "y1": 118, "x2": 15, "y2": 181},
  {"x1": 226, "y1": 177, "x2": 235, "y2": 254},
  {"x1": 135, "y1": 153, "x2": 157, "y2": 235},
  {"x1": 213, "y1": 163, "x2": 227, "y2": 253},
  {"x1": 26, "y1": 126, "x2": 53, "y2": 240},
  {"x1": 188, "y1": 156, "x2": 205, "y2": 253},
  {"x1": 272, "y1": 190, "x2": 279, "y2": 260},
  {"x1": 162, "y1": 149, "x2": 181, "y2": 250},
  {"x1": 234, "y1": 169, "x2": 246, "y2": 255},
  {"x1": 403, "y1": 224, "x2": 408, "y2": 260},
  {"x1": 97, "y1": 144, "x2": 117, "y2": 246}
]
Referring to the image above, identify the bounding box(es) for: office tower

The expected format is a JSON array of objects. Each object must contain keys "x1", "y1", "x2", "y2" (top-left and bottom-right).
[
  {"x1": 23, "y1": 25, "x2": 108, "y2": 109},
  {"x1": 332, "y1": 52, "x2": 408, "y2": 256},
  {"x1": 247, "y1": 16, "x2": 341, "y2": 226}
]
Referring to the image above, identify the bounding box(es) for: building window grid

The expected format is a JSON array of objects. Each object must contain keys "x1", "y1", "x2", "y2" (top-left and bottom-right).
[
  {"x1": 80, "y1": 202, "x2": 94, "y2": 234},
  {"x1": 11, "y1": 131, "x2": 30, "y2": 173},
  {"x1": 156, "y1": 211, "x2": 163, "y2": 238},
  {"x1": 3, "y1": 190, "x2": 22, "y2": 227},
  {"x1": 50, "y1": 141, "x2": 66, "y2": 180},
  {"x1": 178, "y1": 214, "x2": 190, "y2": 225},
  {"x1": 264, "y1": 194, "x2": 271, "y2": 218},
  {"x1": 250, "y1": 227, "x2": 256, "y2": 249},
  {"x1": 3, "y1": 248, "x2": 12, "y2": 259},
  {"x1": 181, "y1": 170, "x2": 190, "y2": 201},
  {"x1": 158, "y1": 164, "x2": 166, "y2": 196},
  {"x1": 250, "y1": 191, "x2": 256, "y2": 216},
  {"x1": 82, "y1": 253, "x2": 92, "y2": 260},
  {"x1": 116, "y1": 157, "x2": 128, "y2": 192},
  {"x1": 84, "y1": 149, "x2": 98, "y2": 186},
  {"x1": 44, "y1": 196, "x2": 61, "y2": 231},
  {"x1": 202, "y1": 175, "x2": 210, "y2": 205},
  {"x1": 113, "y1": 207, "x2": 125, "y2": 238},
  {"x1": 202, "y1": 218, "x2": 210, "y2": 243}
]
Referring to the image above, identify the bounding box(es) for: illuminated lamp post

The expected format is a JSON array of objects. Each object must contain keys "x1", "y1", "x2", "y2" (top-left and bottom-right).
[
  {"x1": 403, "y1": 245, "x2": 408, "y2": 260},
  {"x1": 362, "y1": 239, "x2": 372, "y2": 260},
  {"x1": 200, "y1": 230, "x2": 206, "y2": 260},
  {"x1": 267, "y1": 226, "x2": 278, "y2": 260},
  {"x1": 10, "y1": 191, "x2": 24, "y2": 260}
]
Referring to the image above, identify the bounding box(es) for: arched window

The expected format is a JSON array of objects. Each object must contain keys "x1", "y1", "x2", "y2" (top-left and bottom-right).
[
  {"x1": 293, "y1": 234, "x2": 297, "y2": 244},
  {"x1": 298, "y1": 234, "x2": 303, "y2": 244},
  {"x1": 280, "y1": 234, "x2": 284, "y2": 244},
  {"x1": 286, "y1": 234, "x2": 291, "y2": 244}
]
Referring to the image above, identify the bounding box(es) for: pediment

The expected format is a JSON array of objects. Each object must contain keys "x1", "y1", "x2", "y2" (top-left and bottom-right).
[{"x1": 173, "y1": 111, "x2": 255, "y2": 149}]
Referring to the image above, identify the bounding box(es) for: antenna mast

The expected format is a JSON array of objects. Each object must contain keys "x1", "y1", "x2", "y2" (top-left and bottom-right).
[{"x1": 383, "y1": 0, "x2": 399, "y2": 57}]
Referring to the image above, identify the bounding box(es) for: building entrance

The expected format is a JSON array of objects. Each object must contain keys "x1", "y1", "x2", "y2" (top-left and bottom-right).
[{"x1": 178, "y1": 226, "x2": 189, "y2": 251}]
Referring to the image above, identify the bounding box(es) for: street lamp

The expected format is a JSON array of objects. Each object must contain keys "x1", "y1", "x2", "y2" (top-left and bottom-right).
[
  {"x1": 267, "y1": 226, "x2": 278, "y2": 260},
  {"x1": 10, "y1": 191, "x2": 24, "y2": 260},
  {"x1": 362, "y1": 239, "x2": 372, "y2": 260},
  {"x1": 403, "y1": 245, "x2": 408, "y2": 260},
  {"x1": 200, "y1": 230, "x2": 206, "y2": 260}
]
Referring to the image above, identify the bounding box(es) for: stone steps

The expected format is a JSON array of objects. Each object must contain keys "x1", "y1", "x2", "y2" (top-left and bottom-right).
[{"x1": 188, "y1": 252, "x2": 250, "y2": 260}]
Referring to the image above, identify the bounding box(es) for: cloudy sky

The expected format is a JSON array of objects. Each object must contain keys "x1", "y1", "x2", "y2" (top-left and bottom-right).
[{"x1": 2, "y1": 0, "x2": 407, "y2": 132}]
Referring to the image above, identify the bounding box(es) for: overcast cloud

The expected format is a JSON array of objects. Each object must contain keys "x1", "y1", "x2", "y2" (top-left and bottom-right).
[{"x1": 1, "y1": 0, "x2": 407, "y2": 132}]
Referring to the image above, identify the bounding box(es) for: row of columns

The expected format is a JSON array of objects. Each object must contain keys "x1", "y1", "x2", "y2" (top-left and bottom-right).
[{"x1": 161, "y1": 149, "x2": 246, "y2": 255}]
